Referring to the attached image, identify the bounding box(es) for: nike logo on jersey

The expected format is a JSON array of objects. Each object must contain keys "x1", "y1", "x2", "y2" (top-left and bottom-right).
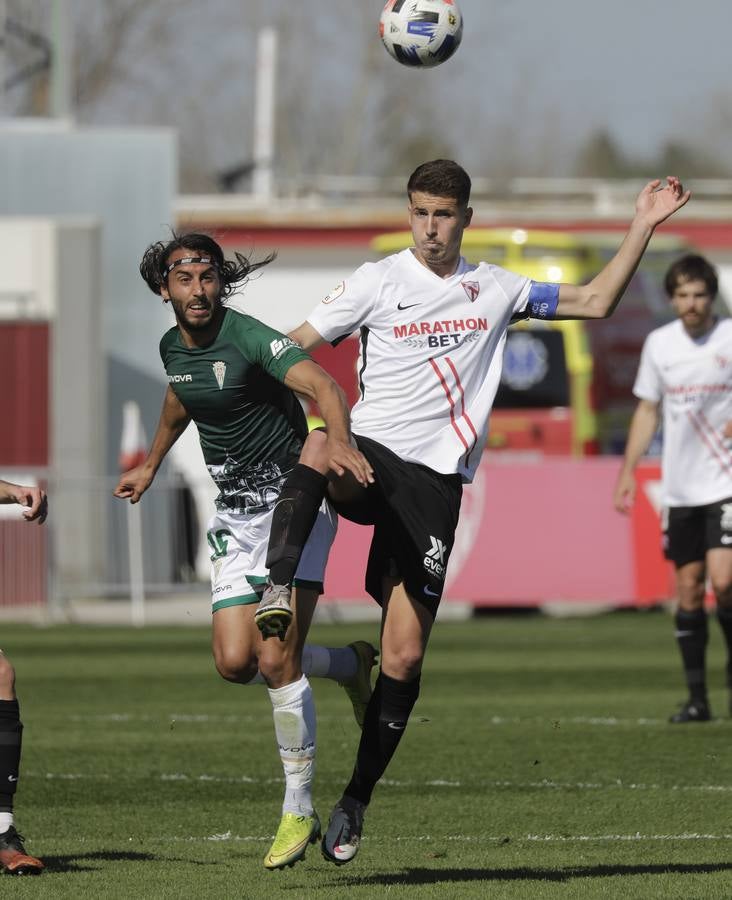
[
  {"x1": 387, "y1": 721, "x2": 406, "y2": 730},
  {"x1": 397, "y1": 301, "x2": 421, "y2": 310},
  {"x1": 423, "y1": 585, "x2": 440, "y2": 597}
]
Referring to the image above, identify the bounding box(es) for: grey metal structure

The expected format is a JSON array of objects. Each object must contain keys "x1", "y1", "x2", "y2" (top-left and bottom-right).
[{"x1": 0, "y1": 121, "x2": 182, "y2": 597}]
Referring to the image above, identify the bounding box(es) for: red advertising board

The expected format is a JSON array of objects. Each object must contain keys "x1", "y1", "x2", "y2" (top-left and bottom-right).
[{"x1": 321, "y1": 458, "x2": 674, "y2": 608}]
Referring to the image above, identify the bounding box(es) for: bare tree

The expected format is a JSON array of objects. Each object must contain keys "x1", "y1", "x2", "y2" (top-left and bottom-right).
[{"x1": 2, "y1": 1, "x2": 627, "y2": 190}]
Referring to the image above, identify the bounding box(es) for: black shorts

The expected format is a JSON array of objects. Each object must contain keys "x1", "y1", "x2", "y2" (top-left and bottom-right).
[
  {"x1": 331, "y1": 434, "x2": 463, "y2": 617},
  {"x1": 663, "y1": 497, "x2": 732, "y2": 567}
]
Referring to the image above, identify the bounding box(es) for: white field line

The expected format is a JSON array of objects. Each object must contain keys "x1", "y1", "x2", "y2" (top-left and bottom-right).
[
  {"x1": 25, "y1": 771, "x2": 732, "y2": 793},
  {"x1": 487, "y1": 715, "x2": 729, "y2": 727},
  {"x1": 48, "y1": 831, "x2": 732, "y2": 846},
  {"x1": 66, "y1": 712, "x2": 731, "y2": 728}
]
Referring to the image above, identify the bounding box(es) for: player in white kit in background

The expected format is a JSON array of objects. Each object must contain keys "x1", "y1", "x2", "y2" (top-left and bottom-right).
[
  {"x1": 258, "y1": 160, "x2": 690, "y2": 863},
  {"x1": 614, "y1": 254, "x2": 732, "y2": 723}
]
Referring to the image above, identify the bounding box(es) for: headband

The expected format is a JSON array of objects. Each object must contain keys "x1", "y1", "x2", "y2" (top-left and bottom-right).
[{"x1": 165, "y1": 256, "x2": 215, "y2": 275}]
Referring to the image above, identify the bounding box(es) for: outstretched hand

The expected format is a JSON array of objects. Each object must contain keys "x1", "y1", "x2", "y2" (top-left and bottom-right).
[
  {"x1": 635, "y1": 176, "x2": 691, "y2": 229},
  {"x1": 113, "y1": 465, "x2": 155, "y2": 504},
  {"x1": 11, "y1": 484, "x2": 48, "y2": 523},
  {"x1": 325, "y1": 437, "x2": 374, "y2": 487}
]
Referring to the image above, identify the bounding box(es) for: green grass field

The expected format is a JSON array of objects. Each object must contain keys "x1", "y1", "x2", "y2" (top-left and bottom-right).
[{"x1": 2, "y1": 610, "x2": 731, "y2": 899}]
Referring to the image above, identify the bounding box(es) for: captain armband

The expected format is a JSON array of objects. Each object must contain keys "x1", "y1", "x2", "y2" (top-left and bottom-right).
[{"x1": 527, "y1": 281, "x2": 560, "y2": 319}]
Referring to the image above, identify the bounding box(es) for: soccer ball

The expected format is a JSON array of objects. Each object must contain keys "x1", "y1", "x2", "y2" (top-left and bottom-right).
[{"x1": 379, "y1": 0, "x2": 463, "y2": 68}]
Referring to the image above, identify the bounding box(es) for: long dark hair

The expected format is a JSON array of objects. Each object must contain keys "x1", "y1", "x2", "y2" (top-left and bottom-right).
[{"x1": 139, "y1": 231, "x2": 276, "y2": 298}]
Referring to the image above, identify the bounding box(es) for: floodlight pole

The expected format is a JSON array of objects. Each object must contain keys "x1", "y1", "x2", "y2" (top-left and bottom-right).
[
  {"x1": 0, "y1": 0, "x2": 6, "y2": 116},
  {"x1": 49, "y1": 0, "x2": 73, "y2": 119},
  {"x1": 252, "y1": 27, "x2": 277, "y2": 201}
]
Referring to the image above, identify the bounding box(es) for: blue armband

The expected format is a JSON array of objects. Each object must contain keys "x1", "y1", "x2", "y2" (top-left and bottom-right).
[{"x1": 527, "y1": 281, "x2": 560, "y2": 319}]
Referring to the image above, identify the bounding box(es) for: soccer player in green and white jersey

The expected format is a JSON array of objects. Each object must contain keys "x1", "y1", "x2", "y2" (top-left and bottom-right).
[{"x1": 113, "y1": 233, "x2": 376, "y2": 870}]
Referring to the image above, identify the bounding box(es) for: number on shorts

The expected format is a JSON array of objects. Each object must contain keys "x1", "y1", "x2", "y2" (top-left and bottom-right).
[{"x1": 207, "y1": 528, "x2": 231, "y2": 559}]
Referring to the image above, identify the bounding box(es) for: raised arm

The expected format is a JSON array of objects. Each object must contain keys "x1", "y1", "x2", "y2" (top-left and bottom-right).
[
  {"x1": 113, "y1": 386, "x2": 191, "y2": 504},
  {"x1": 555, "y1": 177, "x2": 691, "y2": 319},
  {"x1": 612, "y1": 398, "x2": 661, "y2": 513},
  {"x1": 283, "y1": 359, "x2": 373, "y2": 485}
]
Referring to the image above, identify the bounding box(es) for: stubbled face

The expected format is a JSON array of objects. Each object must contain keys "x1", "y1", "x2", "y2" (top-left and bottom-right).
[
  {"x1": 670, "y1": 277, "x2": 715, "y2": 338},
  {"x1": 160, "y1": 248, "x2": 223, "y2": 334},
  {"x1": 408, "y1": 191, "x2": 473, "y2": 277}
]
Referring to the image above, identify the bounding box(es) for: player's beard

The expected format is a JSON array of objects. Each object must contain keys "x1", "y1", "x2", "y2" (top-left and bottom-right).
[
  {"x1": 173, "y1": 295, "x2": 221, "y2": 331},
  {"x1": 682, "y1": 309, "x2": 713, "y2": 337}
]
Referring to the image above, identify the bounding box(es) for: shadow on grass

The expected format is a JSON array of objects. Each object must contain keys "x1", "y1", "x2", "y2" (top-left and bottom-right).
[
  {"x1": 39, "y1": 850, "x2": 213, "y2": 874},
  {"x1": 334, "y1": 861, "x2": 732, "y2": 886}
]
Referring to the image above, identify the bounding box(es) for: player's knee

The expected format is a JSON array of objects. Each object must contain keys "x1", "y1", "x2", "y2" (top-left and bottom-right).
[
  {"x1": 381, "y1": 646, "x2": 424, "y2": 681},
  {"x1": 257, "y1": 647, "x2": 300, "y2": 688},
  {"x1": 0, "y1": 654, "x2": 16, "y2": 695},
  {"x1": 711, "y1": 576, "x2": 732, "y2": 605},
  {"x1": 676, "y1": 575, "x2": 706, "y2": 608},
  {"x1": 213, "y1": 647, "x2": 259, "y2": 684},
  {"x1": 299, "y1": 428, "x2": 328, "y2": 470}
]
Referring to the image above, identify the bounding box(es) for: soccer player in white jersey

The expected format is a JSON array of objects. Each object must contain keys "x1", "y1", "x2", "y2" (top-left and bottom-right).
[
  {"x1": 0, "y1": 480, "x2": 47, "y2": 875},
  {"x1": 259, "y1": 159, "x2": 690, "y2": 864},
  {"x1": 614, "y1": 255, "x2": 732, "y2": 723}
]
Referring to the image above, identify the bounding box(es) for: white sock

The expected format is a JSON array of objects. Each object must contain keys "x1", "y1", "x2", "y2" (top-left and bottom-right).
[
  {"x1": 268, "y1": 674, "x2": 316, "y2": 816},
  {"x1": 245, "y1": 645, "x2": 357, "y2": 685},
  {"x1": 0, "y1": 811, "x2": 13, "y2": 834}
]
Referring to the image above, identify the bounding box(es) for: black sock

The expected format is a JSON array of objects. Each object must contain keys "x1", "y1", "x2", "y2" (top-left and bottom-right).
[
  {"x1": 675, "y1": 610, "x2": 708, "y2": 701},
  {"x1": 0, "y1": 700, "x2": 22, "y2": 814},
  {"x1": 717, "y1": 607, "x2": 732, "y2": 686},
  {"x1": 266, "y1": 464, "x2": 328, "y2": 587},
  {"x1": 344, "y1": 672, "x2": 420, "y2": 806}
]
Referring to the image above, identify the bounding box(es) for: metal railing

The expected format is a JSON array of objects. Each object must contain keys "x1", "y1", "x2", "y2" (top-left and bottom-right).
[
  {"x1": 0, "y1": 474, "x2": 208, "y2": 620},
  {"x1": 177, "y1": 177, "x2": 732, "y2": 224}
]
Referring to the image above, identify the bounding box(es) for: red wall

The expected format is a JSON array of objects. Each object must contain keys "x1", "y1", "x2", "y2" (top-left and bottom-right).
[{"x1": 0, "y1": 323, "x2": 49, "y2": 466}]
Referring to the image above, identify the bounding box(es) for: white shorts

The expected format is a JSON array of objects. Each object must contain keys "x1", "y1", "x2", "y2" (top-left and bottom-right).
[{"x1": 206, "y1": 499, "x2": 337, "y2": 613}]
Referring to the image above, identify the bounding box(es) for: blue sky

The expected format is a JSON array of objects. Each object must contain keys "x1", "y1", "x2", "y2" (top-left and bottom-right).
[
  {"x1": 16, "y1": 0, "x2": 731, "y2": 183},
  {"x1": 449, "y1": 0, "x2": 731, "y2": 166}
]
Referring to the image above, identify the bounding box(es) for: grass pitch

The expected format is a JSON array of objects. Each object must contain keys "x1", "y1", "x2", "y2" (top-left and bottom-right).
[{"x1": 3, "y1": 610, "x2": 732, "y2": 899}]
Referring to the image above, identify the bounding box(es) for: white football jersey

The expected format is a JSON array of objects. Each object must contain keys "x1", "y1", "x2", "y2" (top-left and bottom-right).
[
  {"x1": 307, "y1": 249, "x2": 532, "y2": 482},
  {"x1": 633, "y1": 317, "x2": 732, "y2": 506}
]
